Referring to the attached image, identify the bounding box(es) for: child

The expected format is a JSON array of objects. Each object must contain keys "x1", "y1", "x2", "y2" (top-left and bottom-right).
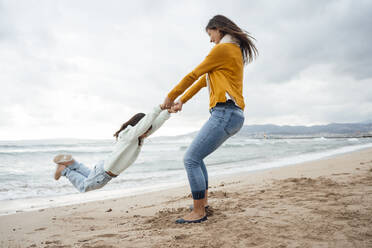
[{"x1": 53, "y1": 104, "x2": 173, "y2": 192}]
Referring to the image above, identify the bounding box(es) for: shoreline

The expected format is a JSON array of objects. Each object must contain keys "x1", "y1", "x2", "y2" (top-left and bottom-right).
[
  {"x1": 1, "y1": 143, "x2": 372, "y2": 216},
  {"x1": 1, "y1": 147, "x2": 372, "y2": 247}
]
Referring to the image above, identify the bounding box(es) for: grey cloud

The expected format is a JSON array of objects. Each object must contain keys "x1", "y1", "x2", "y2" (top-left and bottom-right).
[
  {"x1": 227, "y1": 0, "x2": 372, "y2": 84},
  {"x1": 1, "y1": 0, "x2": 372, "y2": 139}
]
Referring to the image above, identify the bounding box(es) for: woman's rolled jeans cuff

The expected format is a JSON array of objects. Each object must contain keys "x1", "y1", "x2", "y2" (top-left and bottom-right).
[{"x1": 192, "y1": 190, "x2": 206, "y2": 200}]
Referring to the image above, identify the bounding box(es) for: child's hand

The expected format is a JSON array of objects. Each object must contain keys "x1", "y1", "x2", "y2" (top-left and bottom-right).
[{"x1": 162, "y1": 96, "x2": 173, "y2": 109}]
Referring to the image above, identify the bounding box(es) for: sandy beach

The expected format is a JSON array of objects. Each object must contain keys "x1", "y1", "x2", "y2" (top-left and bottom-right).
[{"x1": 1, "y1": 148, "x2": 372, "y2": 248}]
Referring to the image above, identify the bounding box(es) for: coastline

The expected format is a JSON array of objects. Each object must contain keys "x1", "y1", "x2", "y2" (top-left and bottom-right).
[
  {"x1": 1, "y1": 142, "x2": 372, "y2": 217},
  {"x1": 1, "y1": 147, "x2": 372, "y2": 247}
]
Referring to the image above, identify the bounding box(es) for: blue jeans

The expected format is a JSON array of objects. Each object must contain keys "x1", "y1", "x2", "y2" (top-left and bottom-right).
[
  {"x1": 184, "y1": 101, "x2": 245, "y2": 199},
  {"x1": 62, "y1": 160, "x2": 112, "y2": 192}
]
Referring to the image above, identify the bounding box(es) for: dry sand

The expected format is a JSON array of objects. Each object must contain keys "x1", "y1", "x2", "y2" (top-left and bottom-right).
[{"x1": 1, "y1": 148, "x2": 372, "y2": 248}]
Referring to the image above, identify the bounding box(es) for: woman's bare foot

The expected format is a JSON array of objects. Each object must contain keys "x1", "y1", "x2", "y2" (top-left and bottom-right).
[{"x1": 54, "y1": 164, "x2": 66, "y2": 180}]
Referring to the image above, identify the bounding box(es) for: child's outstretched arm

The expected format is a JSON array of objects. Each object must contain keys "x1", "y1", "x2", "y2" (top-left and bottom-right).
[
  {"x1": 121, "y1": 105, "x2": 163, "y2": 140},
  {"x1": 145, "y1": 109, "x2": 171, "y2": 137}
]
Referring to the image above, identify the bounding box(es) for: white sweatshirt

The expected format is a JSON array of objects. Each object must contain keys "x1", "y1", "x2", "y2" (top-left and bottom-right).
[{"x1": 104, "y1": 105, "x2": 170, "y2": 175}]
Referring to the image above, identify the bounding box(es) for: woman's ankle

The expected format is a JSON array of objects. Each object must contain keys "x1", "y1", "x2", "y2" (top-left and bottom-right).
[
  {"x1": 192, "y1": 210, "x2": 205, "y2": 218},
  {"x1": 192, "y1": 199, "x2": 206, "y2": 215},
  {"x1": 204, "y1": 190, "x2": 208, "y2": 207}
]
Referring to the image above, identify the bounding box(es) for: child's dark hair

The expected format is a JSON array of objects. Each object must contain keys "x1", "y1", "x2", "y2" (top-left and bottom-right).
[{"x1": 113, "y1": 113, "x2": 145, "y2": 139}]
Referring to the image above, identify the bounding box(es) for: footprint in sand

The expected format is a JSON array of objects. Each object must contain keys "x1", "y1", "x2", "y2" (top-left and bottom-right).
[
  {"x1": 331, "y1": 173, "x2": 351, "y2": 176},
  {"x1": 78, "y1": 238, "x2": 90, "y2": 242},
  {"x1": 81, "y1": 217, "x2": 95, "y2": 220},
  {"x1": 34, "y1": 227, "x2": 47, "y2": 231},
  {"x1": 174, "y1": 234, "x2": 188, "y2": 240},
  {"x1": 209, "y1": 190, "x2": 229, "y2": 198},
  {"x1": 96, "y1": 233, "x2": 118, "y2": 238},
  {"x1": 44, "y1": 240, "x2": 61, "y2": 245}
]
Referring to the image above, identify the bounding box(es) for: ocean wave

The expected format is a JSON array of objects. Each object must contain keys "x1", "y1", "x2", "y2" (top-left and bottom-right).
[
  {"x1": 206, "y1": 156, "x2": 263, "y2": 166},
  {"x1": 179, "y1": 145, "x2": 188, "y2": 150},
  {"x1": 221, "y1": 143, "x2": 258, "y2": 148},
  {"x1": 179, "y1": 142, "x2": 261, "y2": 150},
  {"x1": 1, "y1": 137, "x2": 371, "y2": 207},
  {"x1": 0, "y1": 150, "x2": 112, "y2": 156}
]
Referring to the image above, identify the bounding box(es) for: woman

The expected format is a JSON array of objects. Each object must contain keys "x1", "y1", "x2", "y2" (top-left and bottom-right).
[
  {"x1": 163, "y1": 15, "x2": 258, "y2": 223},
  {"x1": 53, "y1": 104, "x2": 174, "y2": 192}
]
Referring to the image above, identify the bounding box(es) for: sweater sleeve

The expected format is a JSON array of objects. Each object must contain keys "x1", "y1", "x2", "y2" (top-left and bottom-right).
[
  {"x1": 145, "y1": 110, "x2": 170, "y2": 137},
  {"x1": 167, "y1": 44, "x2": 226, "y2": 101},
  {"x1": 120, "y1": 105, "x2": 162, "y2": 141},
  {"x1": 180, "y1": 75, "x2": 207, "y2": 104}
]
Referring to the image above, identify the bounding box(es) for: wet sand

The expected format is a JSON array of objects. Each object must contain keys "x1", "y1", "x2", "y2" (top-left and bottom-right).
[{"x1": 1, "y1": 148, "x2": 372, "y2": 248}]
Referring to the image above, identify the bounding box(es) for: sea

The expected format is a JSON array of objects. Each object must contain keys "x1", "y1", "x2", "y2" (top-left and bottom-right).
[{"x1": 1, "y1": 134, "x2": 372, "y2": 215}]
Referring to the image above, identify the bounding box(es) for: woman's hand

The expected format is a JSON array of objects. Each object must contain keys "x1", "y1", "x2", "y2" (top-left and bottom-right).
[
  {"x1": 172, "y1": 101, "x2": 183, "y2": 112},
  {"x1": 167, "y1": 108, "x2": 178, "y2": 113},
  {"x1": 162, "y1": 96, "x2": 174, "y2": 109}
]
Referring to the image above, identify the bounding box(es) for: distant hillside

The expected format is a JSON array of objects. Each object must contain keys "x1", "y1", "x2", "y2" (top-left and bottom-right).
[
  {"x1": 239, "y1": 122, "x2": 372, "y2": 138},
  {"x1": 152, "y1": 122, "x2": 372, "y2": 141}
]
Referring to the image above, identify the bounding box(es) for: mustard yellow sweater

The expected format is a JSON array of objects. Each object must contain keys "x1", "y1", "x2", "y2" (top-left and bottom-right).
[{"x1": 167, "y1": 40, "x2": 245, "y2": 110}]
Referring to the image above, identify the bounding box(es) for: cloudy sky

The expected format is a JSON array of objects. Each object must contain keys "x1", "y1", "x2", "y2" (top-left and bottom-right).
[{"x1": 1, "y1": 0, "x2": 372, "y2": 140}]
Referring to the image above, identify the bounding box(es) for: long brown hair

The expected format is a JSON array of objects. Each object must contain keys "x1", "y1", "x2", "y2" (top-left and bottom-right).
[
  {"x1": 113, "y1": 113, "x2": 145, "y2": 140},
  {"x1": 206, "y1": 15, "x2": 258, "y2": 64}
]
